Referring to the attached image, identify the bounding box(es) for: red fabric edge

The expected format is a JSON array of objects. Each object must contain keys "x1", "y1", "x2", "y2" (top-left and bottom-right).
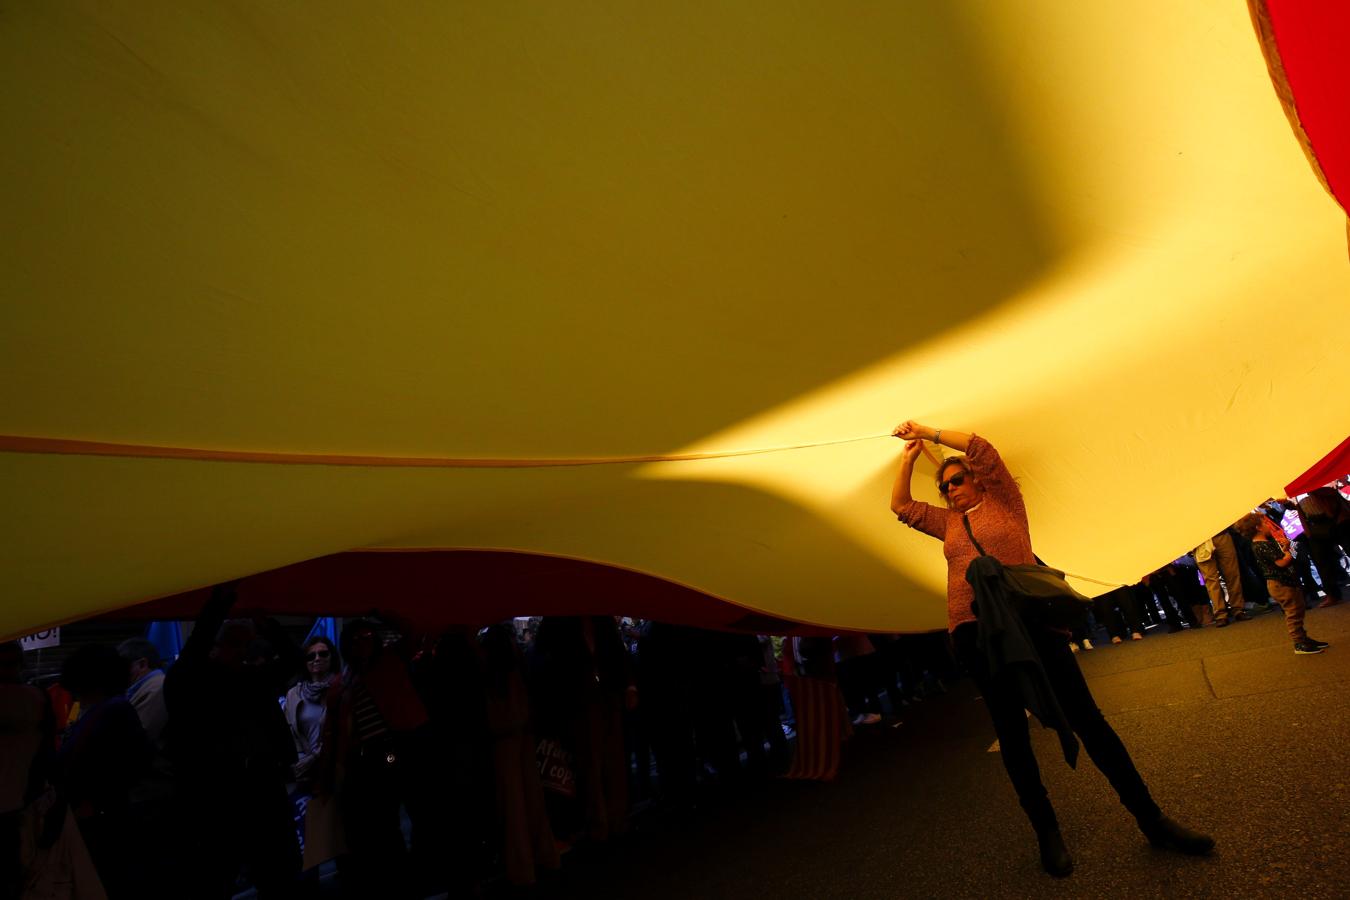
[{"x1": 1285, "y1": 434, "x2": 1350, "y2": 496}]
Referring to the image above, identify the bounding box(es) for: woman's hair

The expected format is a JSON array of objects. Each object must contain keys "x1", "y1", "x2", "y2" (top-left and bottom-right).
[
  {"x1": 303, "y1": 636, "x2": 341, "y2": 674},
  {"x1": 1232, "y1": 512, "x2": 1266, "y2": 540},
  {"x1": 935, "y1": 456, "x2": 975, "y2": 509}
]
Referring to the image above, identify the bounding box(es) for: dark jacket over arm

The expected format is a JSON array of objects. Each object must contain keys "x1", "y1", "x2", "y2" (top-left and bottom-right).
[{"x1": 966, "y1": 556, "x2": 1079, "y2": 767}]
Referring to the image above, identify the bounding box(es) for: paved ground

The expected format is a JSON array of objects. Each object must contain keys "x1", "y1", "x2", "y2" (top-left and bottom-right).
[{"x1": 552, "y1": 603, "x2": 1350, "y2": 899}]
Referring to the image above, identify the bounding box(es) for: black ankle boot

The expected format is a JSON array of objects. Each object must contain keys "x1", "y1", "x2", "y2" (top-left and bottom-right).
[
  {"x1": 1037, "y1": 828, "x2": 1074, "y2": 877},
  {"x1": 1140, "y1": 816, "x2": 1215, "y2": 855}
]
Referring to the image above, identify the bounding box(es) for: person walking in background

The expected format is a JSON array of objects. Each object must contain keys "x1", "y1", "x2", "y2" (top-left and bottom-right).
[
  {"x1": 1193, "y1": 531, "x2": 1249, "y2": 626},
  {"x1": 1233, "y1": 514, "x2": 1329, "y2": 655},
  {"x1": 890, "y1": 421, "x2": 1212, "y2": 877}
]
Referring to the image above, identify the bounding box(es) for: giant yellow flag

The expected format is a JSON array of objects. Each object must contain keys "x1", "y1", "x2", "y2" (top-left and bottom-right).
[{"x1": 2, "y1": 2, "x2": 1347, "y2": 638}]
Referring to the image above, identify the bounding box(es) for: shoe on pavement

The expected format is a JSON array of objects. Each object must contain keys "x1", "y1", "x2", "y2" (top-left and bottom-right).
[
  {"x1": 1317, "y1": 597, "x2": 1340, "y2": 608},
  {"x1": 1140, "y1": 816, "x2": 1215, "y2": 855},
  {"x1": 1131, "y1": 632, "x2": 1144, "y2": 641},
  {"x1": 1233, "y1": 611, "x2": 1250, "y2": 621},
  {"x1": 1081, "y1": 639, "x2": 1094, "y2": 650},
  {"x1": 856, "y1": 712, "x2": 882, "y2": 725},
  {"x1": 1068, "y1": 642, "x2": 1080, "y2": 653},
  {"x1": 1111, "y1": 636, "x2": 1123, "y2": 644},
  {"x1": 1307, "y1": 637, "x2": 1330, "y2": 648},
  {"x1": 1037, "y1": 828, "x2": 1074, "y2": 878},
  {"x1": 1214, "y1": 618, "x2": 1230, "y2": 628},
  {"x1": 1294, "y1": 640, "x2": 1325, "y2": 655}
]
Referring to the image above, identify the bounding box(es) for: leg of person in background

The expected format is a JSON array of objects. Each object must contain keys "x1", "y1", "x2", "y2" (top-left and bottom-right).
[
  {"x1": 1068, "y1": 617, "x2": 1088, "y2": 653},
  {"x1": 1305, "y1": 533, "x2": 1346, "y2": 607},
  {"x1": 242, "y1": 781, "x2": 303, "y2": 900},
  {"x1": 872, "y1": 646, "x2": 907, "y2": 719},
  {"x1": 1093, "y1": 594, "x2": 1124, "y2": 644},
  {"x1": 892, "y1": 635, "x2": 927, "y2": 700},
  {"x1": 1133, "y1": 585, "x2": 1160, "y2": 629},
  {"x1": 1160, "y1": 577, "x2": 1199, "y2": 629},
  {"x1": 761, "y1": 681, "x2": 790, "y2": 765},
  {"x1": 1149, "y1": 578, "x2": 1186, "y2": 632},
  {"x1": 600, "y1": 698, "x2": 630, "y2": 838},
  {"x1": 1133, "y1": 582, "x2": 1168, "y2": 634},
  {"x1": 730, "y1": 675, "x2": 769, "y2": 778},
  {"x1": 648, "y1": 689, "x2": 698, "y2": 812},
  {"x1": 1120, "y1": 585, "x2": 1147, "y2": 639},
  {"x1": 1197, "y1": 555, "x2": 1230, "y2": 626},
  {"x1": 692, "y1": 683, "x2": 741, "y2": 785},
  {"x1": 623, "y1": 697, "x2": 652, "y2": 801},
  {"x1": 867, "y1": 635, "x2": 909, "y2": 718},
  {"x1": 918, "y1": 632, "x2": 954, "y2": 694},
  {"x1": 1174, "y1": 564, "x2": 1214, "y2": 626},
  {"x1": 1212, "y1": 532, "x2": 1249, "y2": 620},
  {"x1": 1292, "y1": 536, "x2": 1323, "y2": 601},
  {"x1": 836, "y1": 656, "x2": 869, "y2": 724},
  {"x1": 341, "y1": 751, "x2": 413, "y2": 900},
  {"x1": 1332, "y1": 522, "x2": 1350, "y2": 575}
]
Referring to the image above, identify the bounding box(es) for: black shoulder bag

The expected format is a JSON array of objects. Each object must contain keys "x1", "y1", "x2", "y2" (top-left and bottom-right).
[{"x1": 963, "y1": 514, "x2": 1092, "y2": 630}]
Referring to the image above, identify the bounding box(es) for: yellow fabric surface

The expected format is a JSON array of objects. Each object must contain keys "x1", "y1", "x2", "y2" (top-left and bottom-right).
[{"x1": 2, "y1": 1, "x2": 1347, "y2": 637}]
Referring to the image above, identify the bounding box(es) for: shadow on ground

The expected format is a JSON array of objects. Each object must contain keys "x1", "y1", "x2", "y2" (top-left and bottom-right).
[{"x1": 552, "y1": 604, "x2": 1350, "y2": 899}]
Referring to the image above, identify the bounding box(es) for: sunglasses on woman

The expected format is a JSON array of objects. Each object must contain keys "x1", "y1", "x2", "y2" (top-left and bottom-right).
[
  {"x1": 938, "y1": 473, "x2": 967, "y2": 495},
  {"x1": 306, "y1": 649, "x2": 331, "y2": 661}
]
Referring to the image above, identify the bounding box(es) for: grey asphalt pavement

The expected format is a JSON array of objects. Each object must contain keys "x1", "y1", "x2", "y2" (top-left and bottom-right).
[{"x1": 553, "y1": 603, "x2": 1350, "y2": 899}]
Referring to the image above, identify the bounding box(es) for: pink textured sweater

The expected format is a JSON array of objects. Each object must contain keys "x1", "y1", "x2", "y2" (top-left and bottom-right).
[{"x1": 896, "y1": 435, "x2": 1035, "y2": 632}]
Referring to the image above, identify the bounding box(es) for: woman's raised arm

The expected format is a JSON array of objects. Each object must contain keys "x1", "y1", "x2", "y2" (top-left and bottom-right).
[
  {"x1": 890, "y1": 439, "x2": 923, "y2": 515},
  {"x1": 892, "y1": 421, "x2": 971, "y2": 453}
]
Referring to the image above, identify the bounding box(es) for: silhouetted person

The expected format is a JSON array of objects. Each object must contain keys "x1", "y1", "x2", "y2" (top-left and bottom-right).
[
  {"x1": 481, "y1": 623, "x2": 559, "y2": 886},
  {"x1": 637, "y1": 622, "x2": 700, "y2": 810},
  {"x1": 530, "y1": 616, "x2": 634, "y2": 843},
  {"x1": 320, "y1": 616, "x2": 429, "y2": 899},
  {"x1": 58, "y1": 644, "x2": 152, "y2": 897},
  {"x1": 164, "y1": 583, "x2": 301, "y2": 898}
]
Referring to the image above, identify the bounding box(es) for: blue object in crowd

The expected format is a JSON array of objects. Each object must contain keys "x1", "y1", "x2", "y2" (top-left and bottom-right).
[
  {"x1": 306, "y1": 617, "x2": 337, "y2": 644},
  {"x1": 145, "y1": 620, "x2": 183, "y2": 664}
]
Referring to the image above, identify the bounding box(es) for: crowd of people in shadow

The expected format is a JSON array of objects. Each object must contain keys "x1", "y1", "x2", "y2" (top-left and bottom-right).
[
  {"x1": 2, "y1": 485, "x2": 1345, "y2": 898},
  {"x1": 1, "y1": 585, "x2": 955, "y2": 900},
  {"x1": 1068, "y1": 490, "x2": 1348, "y2": 656}
]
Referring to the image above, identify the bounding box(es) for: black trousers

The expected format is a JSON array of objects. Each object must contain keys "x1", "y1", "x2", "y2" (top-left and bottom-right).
[
  {"x1": 953, "y1": 623, "x2": 1160, "y2": 835},
  {"x1": 1305, "y1": 531, "x2": 1348, "y2": 600}
]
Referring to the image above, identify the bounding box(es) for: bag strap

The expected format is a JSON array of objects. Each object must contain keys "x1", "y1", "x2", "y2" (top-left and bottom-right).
[
  {"x1": 964, "y1": 511, "x2": 1051, "y2": 567},
  {"x1": 962, "y1": 514, "x2": 988, "y2": 557}
]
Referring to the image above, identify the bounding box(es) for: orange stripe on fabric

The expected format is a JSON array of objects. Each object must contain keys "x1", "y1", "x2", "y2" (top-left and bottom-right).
[{"x1": 0, "y1": 432, "x2": 888, "y2": 469}]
